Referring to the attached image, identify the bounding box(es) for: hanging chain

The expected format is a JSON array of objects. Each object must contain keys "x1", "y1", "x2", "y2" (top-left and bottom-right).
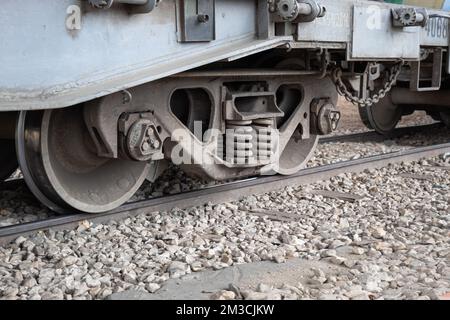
[{"x1": 331, "y1": 61, "x2": 404, "y2": 108}]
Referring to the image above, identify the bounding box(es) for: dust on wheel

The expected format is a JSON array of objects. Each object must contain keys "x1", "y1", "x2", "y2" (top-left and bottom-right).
[{"x1": 16, "y1": 107, "x2": 150, "y2": 213}]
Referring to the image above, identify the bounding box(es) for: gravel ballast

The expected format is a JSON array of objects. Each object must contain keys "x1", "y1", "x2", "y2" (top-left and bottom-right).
[{"x1": 0, "y1": 155, "x2": 448, "y2": 300}]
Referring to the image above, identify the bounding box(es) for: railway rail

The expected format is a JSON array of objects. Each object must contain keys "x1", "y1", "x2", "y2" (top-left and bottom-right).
[
  {"x1": 0, "y1": 125, "x2": 448, "y2": 245},
  {"x1": 320, "y1": 123, "x2": 444, "y2": 143}
]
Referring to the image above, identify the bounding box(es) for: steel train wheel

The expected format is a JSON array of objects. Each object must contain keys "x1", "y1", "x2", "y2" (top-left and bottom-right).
[
  {"x1": 16, "y1": 107, "x2": 150, "y2": 213},
  {"x1": 0, "y1": 139, "x2": 18, "y2": 181},
  {"x1": 359, "y1": 93, "x2": 402, "y2": 135}
]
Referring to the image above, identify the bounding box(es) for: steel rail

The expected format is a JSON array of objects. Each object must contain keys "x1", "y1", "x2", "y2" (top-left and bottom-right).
[
  {"x1": 1, "y1": 141, "x2": 449, "y2": 244},
  {"x1": 320, "y1": 123, "x2": 443, "y2": 144}
]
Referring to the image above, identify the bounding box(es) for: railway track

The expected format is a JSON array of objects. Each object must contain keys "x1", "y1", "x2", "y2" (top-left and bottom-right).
[
  {"x1": 0, "y1": 124, "x2": 448, "y2": 245},
  {"x1": 320, "y1": 123, "x2": 444, "y2": 143}
]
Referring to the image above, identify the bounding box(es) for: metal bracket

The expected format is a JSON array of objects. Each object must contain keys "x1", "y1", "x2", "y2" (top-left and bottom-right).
[
  {"x1": 177, "y1": 0, "x2": 215, "y2": 42},
  {"x1": 222, "y1": 88, "x2": 284, "y2": 122},
  {"x1": 410, "y1": 48, "x2": 443, "y2": 92}
]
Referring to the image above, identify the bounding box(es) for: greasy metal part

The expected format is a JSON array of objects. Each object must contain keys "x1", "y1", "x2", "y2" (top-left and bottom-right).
[
  {"x1": 2, "y1": 140, "x2": 450, "y2": 244},
  {"x1": 392, "y1": 7, "x2": 428, "y2": 28},
  {"x1": 0, "y1": 139, "x2": 18, "y2": 182},
  {"x1": 16, "y1": 107, "x2": 150, "y2": 213},
  {"x1": 177, "y1": 0, "x2": 216, "y2": 42}
]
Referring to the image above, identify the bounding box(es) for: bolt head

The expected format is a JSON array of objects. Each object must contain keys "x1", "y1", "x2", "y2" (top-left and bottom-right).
[
  {"x1": 153, "y1": 140, "x2": 161, "y2": 149},
  {"x1": 197, "y1": 14, "x2": 210, "y2": 23},
  {"x1": 142, "y1": 142, "x2": 151, "y2": 152}
]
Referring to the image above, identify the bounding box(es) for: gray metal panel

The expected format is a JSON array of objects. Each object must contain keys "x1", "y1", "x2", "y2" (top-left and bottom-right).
[
  {"x1": 352, "y1": 5, "x2": 420, "y2": 60},
  {"x1": 296, "y1": 0, "x2": 353, "y2": 43},
  {"x1": 0, "y1": 0, "x2": 269, "y2": 111},
  {"x1": 420, "y1": 16, "x2": 449, "y2": 46},
  {"x1": 297, "y1": 0, "x2": 449, "y2": 54}
]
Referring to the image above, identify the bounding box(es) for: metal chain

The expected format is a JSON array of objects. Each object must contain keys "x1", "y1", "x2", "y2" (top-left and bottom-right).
[{"x1": 331, "y1": 61, "x2": 404, "y2": 108}]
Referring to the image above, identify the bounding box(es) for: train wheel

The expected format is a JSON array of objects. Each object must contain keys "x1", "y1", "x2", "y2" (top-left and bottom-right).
[
  {"x1": 0, "y1": 139, "x2": 18, "y2": 181},
  {"x1": 359, "y1": 93, "x2": 402, "y2": 135},
  {"x1": 16, "y1": 107, "x2": 150, "y2": 213}
]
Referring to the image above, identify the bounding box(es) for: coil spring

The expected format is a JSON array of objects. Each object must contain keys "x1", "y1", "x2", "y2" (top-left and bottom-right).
[{"x1": 224, "y1": 119, "x2": 276, "y2": 166}]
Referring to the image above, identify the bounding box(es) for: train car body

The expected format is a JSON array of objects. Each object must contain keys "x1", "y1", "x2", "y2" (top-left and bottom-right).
[{"x1": 0, "y1": 0, "x2": 449, "y2": 213}]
